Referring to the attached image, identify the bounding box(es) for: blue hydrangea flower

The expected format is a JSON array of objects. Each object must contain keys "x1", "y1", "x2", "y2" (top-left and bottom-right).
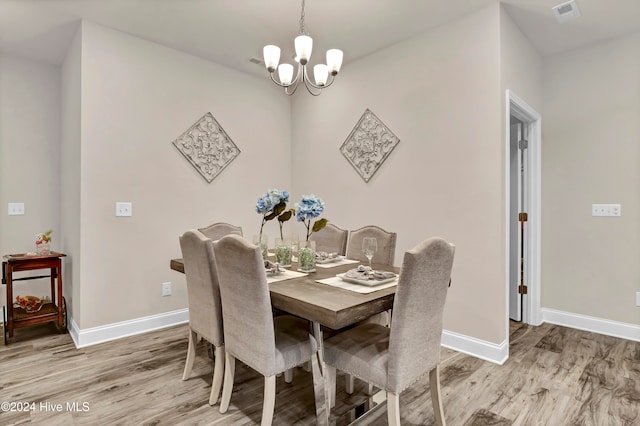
[
  {"x1": 256, "y1": 188, "x2": 289, "y2": 214},
  {"x1": 295, "y1": 194, "x2": 325, "y2": 221}
]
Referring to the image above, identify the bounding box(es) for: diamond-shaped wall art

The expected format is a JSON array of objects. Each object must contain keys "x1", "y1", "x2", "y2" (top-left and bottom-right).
[
  {"x1": 172, "y1": 112, "x2": 240, "y2": 183},
  {"x1": 340, "y1": 109, "x2": 400, "y2": 183}
]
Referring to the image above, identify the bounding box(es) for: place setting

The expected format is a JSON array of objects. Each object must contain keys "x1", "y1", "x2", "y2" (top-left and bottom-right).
[
  {"x1": 314, "y1": 251, "x2": 360, "y2": 268},
  {"x1": 263, "y1": 259, "x2": 309, "y2": 283},
  {"x1": 315, "y1": 237, "x2": 399, "y2": 293}
]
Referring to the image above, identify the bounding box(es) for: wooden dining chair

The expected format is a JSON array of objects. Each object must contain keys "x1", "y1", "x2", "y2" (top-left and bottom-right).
[
  {"x1": 346, "y1": 225, "x2": 397, "y2": 266},
  {"x1": 178, "y1": 229, "x2": 225, "y2": 406},
  {"x1": 324, "y1": 237, "x2": 455, "y2": 425},
  {"x1": 213, "y1": 234, "x2": 326, "y2": 426},
  {"x1": 310, "y1": 223, "x2": 349, "y2": 255},
  {"x1": 198, "y1": 222, "x2": 243, "y2": 241}
]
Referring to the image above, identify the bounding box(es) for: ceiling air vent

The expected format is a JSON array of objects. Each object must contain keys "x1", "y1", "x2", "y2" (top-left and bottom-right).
[
  {"x1": 552, "y1": 0, "x2": 581, "y2": 23},
  {"x1": 249, "y1": 57, "x2": 263, "y2": 65}
]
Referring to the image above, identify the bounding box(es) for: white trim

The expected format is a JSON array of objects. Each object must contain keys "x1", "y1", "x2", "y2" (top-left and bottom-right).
[
  {"x1": 69, "y1": 309, "x2": 189, "y2": 348},
  {"x1": 505, "y1": 90, "x2": 543, "y2": 347},
  {"x1": 441, "y1": 329, "x2": 508, "y2": 365},
  {"x1": 542, "y1": 308, "x2": 640, "y2": 342}
]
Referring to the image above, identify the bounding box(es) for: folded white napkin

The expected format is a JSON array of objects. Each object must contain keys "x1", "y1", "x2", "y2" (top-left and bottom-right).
[
  {"x1": 315, "y1": 251, "x2": 340, "y2": 261},
  {"x1": 345, "y1": 265, "x2": 396, "y2": 281},
  {"x1": 264, "y1": 260, "x2": 283, "y2": 276}
]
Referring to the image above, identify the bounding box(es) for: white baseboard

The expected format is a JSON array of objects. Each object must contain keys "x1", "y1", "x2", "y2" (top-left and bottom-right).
[
  {"x1": 69, "y1": 309, "x2": 189, "y2": 348},
  {"x1": 541, "y1": 308, "x2": 640, "y2": 342},
  {"x1": 441, "y1": 329, "x2": 508, "y2": 365}
]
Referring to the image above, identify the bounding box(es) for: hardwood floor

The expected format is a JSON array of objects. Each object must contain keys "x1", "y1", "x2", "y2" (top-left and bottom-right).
[{"x1": 1, "y1": 321, "x2": 638, "y2": 425}]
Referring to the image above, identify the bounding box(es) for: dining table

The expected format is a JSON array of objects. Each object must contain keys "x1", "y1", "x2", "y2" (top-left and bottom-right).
[{"x1": 170, "y1": 255, "x2": 400, "y2": 424}]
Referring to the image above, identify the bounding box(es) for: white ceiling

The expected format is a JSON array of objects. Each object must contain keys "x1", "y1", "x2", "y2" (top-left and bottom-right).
[{"x1": 1, "y1": 0, "x2": 640, "y2": 77}]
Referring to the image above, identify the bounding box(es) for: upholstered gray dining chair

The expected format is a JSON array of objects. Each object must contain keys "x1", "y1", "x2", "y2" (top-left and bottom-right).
[
  {"x1": 179, "y1": 229, "x2": 225, "y2": 406},
  {"x1": 213, "y1": 234, "x2": 325, "y2": 426},
  {"x1": 346, "y1": 225, "x2": 397, "y2": 266},
  {"x1": 311, "y1": 223, "x2": 349, "y2": 255},
  {"x1": 324, "y1": 237, "x2": 455, "y2": 426},
  {"x1": 198, "y1": 222, "x2": 243, "y2": 241}
]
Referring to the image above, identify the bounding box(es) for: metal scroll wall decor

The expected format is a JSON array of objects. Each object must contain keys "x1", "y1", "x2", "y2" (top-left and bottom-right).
[
  {"x1": 172, "y1": 112, "x2": 240, "y2": 183},
  {"x1": 340, "y1": 109, "x2": 400, "y2": 183}
]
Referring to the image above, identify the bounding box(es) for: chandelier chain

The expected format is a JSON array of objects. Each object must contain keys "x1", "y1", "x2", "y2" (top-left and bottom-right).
[{"x1": 299, "y1": 0, "x2": 308, "y2": 35}]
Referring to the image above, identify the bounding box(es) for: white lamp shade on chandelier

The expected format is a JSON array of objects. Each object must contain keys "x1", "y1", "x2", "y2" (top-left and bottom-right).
[{"x1": 262, "y1": 0, "x2": 343, "y2": 96}]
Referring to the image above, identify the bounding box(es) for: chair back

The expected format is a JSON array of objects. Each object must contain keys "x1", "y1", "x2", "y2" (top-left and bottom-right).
[
  {"x1": 198, "y1": 222, "x2": 243, "y2": 241},
  {"x1": 346, "y1": 225, "x2": 397, "y2": 266},
  {"x1": 213, "y1": 234, "x2": 277, "y2": 374},
  {"x1": 179, "y1": 230, "x2": 224, "y2": 347},
  {"x1": 387, "y1": 237, "x2": 455, "y2": 393},
  {"x1": 311, "y1": 223, "x2": 348, "y2": 255}
]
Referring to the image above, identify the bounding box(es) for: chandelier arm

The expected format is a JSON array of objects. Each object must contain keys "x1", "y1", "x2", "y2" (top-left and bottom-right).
[
  {"x1": 285, "y1": 81, "x2": 299, "y2": 96},
  {"x1": 301, "y1": 66, "x2": 335, "y2": 91},
  {"x1": 269, "y1": 72, "x2": 294, "y2": 89}
]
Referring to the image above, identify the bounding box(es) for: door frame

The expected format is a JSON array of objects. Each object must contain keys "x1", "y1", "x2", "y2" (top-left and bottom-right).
[{"x1": 505, "y1": 90, "x2": 542, "y2": 330}]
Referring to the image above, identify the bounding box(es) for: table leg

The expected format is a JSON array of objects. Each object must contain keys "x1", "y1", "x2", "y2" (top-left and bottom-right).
[
  {"x1": 312, "y1": 321, "x2": 334, "y2": 424},
  {"x1": 56, "y1": 260, "x2": 63, "y2": 327},
  {"x1": 6, "y1": 266, "x2": 13, "y2": 338},
  {"x1": 50, "y1": 267, "x2": 55, "y2": 303}
]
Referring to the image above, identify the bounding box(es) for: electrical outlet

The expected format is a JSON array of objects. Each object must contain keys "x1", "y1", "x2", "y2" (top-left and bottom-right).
[
  {"x1": 591, "y1": 204, "x2": 621, "y2": 217},
  {"x1": 162, "y1": 282, "x2": 172, "y2": 297},
  {"x1": 115, "y1": 202, "x2": 133, "y2": 217},
  {"x1": 636, "y1": 292, "x2": 640, "y2": 307},
  {"x1": 8, "y1": 202, "x2": 25, "y2": 215}
]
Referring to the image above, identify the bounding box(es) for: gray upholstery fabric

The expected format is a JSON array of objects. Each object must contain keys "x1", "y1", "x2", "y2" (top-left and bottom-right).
[
  {"x1": 310, "y1": 223, "x2": 348, "y2": 255},
  {"x1": 213, "y1": 234, "x2": 317, "y2": 377},
  {"x1": 324, "y1": 237, "x2": 455, "y2": 394},
  {"x1": 346, "y1": 225, "x2": 397, "y2": 266},
  {"x1": 198, "y1": 222, "x2": 243, "y2": 241},
  {"x1": 179, "y1": 230, "x2": 224, "y2": 347},
  {"x1": 323, "y1": 323, "x2": 390, "y2": 389}
]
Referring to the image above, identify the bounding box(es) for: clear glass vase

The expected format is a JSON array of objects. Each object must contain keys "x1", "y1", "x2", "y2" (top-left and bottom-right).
[
  {"x1": 297, "y1": 240, "x2": 316, "y2": 273},
  {"x1": 275, "y1": 237, "x2": 292, "y2": 267},
  {"x1": 36, "y1": 241, "x2": 51, "y2": 255},
  {"x1": 253, "y1": 234, "x2": 269, "y2": 260}
]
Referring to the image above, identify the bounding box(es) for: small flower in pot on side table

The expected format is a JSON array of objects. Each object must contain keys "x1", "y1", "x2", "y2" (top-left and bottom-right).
[{"x1": 35, "y1": 229, "x2": 53, "y2": 255}]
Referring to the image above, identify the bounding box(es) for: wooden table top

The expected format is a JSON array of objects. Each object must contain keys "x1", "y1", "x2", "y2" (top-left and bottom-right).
[{"x1": 170, "y1": 258, "x2": 399, "y2": 330}]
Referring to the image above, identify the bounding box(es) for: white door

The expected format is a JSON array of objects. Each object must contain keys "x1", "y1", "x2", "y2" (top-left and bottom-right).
[
  {"x1": 506, "y1": 90, "x2": 541, "y2": 327},
  {"x1": 509, "y1": 118, "x2": 529, "y2": 322}
]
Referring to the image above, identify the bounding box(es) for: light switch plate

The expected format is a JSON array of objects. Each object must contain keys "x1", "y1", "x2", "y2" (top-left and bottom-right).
[
  {"x1": 115, "y1": 202, "x2": 132, "y2": 217},
  {"x1": 591, "y1": 204, "x2": 621, "y2": 217},
  {"x1": 8, "y1": 202, "x2": 25, "y2": 215}
]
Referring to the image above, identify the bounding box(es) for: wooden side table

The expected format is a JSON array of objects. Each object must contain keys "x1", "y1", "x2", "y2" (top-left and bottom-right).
[{"x1": 2, "y1": 251, "x2": 67, "y2": 344}]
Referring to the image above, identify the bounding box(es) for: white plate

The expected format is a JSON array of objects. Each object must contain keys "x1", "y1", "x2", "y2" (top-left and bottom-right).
[
  {"x1": 336, "y1": 272, "x2": 397, "y2": 287},
  {"x1": 316, "y1": 255, "x2": 344, "y2": 264}
]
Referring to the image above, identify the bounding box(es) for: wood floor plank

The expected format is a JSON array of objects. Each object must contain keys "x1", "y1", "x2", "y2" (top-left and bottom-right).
[{"x1": 1, "y1": 321, "x2": 639, "y2": 425}]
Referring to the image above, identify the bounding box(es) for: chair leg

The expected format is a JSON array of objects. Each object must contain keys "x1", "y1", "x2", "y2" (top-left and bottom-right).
[
  {"x1": 182, "y1": 329, "x2": 197, "y2": 380},
  {"x1": 262, "y1": 375, "x2": 276, "y2": 426},
  {"x1": 209, "y1": 345, "x2": 225, "y2": 405},
  {"x1": 326, "y1": 365, "x2": 336, "y2": 409},
  {"x1": 284, "y1": 368, "x2": 293, "y2": 383},
  {"x1": 367, "y1": 383, "x2": 375, "y2": 395},
  {"x1": 345, "y1": 374, "x2": 354, "y2": 394},
  {"x1": 387, "y1": 392, "x2": 401, "y2": 426},
  {"x1": 430, "y1": 365, "x2": 446, "y2": 426},
  {"x1": 219, "y1": 352, "x2": 235, "y2": 414}
]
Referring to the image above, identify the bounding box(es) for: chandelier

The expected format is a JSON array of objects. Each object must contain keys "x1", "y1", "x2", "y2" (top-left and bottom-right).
[{"x1": 262, "y1": 0, "x2": 343, "y2": 96}]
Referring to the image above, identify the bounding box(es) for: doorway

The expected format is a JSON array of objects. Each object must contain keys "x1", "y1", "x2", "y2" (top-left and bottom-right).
[{"x1": 506, "y1": 91, "x2": 541, "y2": 328}]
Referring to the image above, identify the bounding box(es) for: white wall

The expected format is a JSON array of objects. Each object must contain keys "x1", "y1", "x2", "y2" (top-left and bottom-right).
[
  {"x1": 291, "y1": 5, "x2": 506, "y2": 345},
  {"x1": 0, "y1": 53, "x2": 61, "y2": 305},
  {"x1": 60, "y1": 23, "x2": 82, "y2": 321},
  {"x1": 74, "y1": 21, "x2": 292, "y2": 328},
  {"x1": 542, "y1": 32, "x2": 640, "y2": 325}
]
